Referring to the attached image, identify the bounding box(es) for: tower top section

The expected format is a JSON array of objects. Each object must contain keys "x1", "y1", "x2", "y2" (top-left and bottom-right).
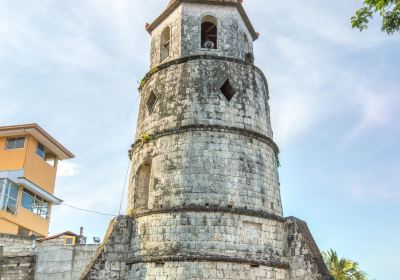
[
  {"x1": 146, "y1": 0, "x2": 259, "y2": 68},
  {"x1": 147, "y1": 0, "x2": 258, "y2": 40}
]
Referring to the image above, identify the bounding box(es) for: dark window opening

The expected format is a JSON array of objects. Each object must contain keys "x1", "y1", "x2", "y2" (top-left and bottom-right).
[
  {"x1": 243, "y1": 33, "x2": 254, "y2": 63},
  {"x1": 220, "y1": 79, "x2": 236, "y2": 101},
  {"x1": 6, "y1": 137, "x2": 25, "y2": 150},
  {"x1": 244, "y1": 33, "x2": 250, "y2": 53},
  {"x1": 147, "y1": 91, "x2": 158, "y2": 114},
  {"x1": 36, "y1": 143, "x2": 57, "y2": 166},
  {"x1": 36, "y1": 143, "x2": 46, "y2": 159},
  {"x1": 201, "y1": 16, "x2": 217, "y2": 49},
  {"x1": 135, "y1": 163, "x2": 151, "y2": 209},
  {"x1": 160, "y1": 26, "x2": 171, "y2": 62}
]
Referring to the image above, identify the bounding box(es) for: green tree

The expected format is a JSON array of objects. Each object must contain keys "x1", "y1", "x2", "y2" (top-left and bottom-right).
[
  {"x1": 323, "y1": 250, "x2": 368, "y2": 280},
  {"x1": 351, "y1": 0, "x2": 400, "y2": 34}
]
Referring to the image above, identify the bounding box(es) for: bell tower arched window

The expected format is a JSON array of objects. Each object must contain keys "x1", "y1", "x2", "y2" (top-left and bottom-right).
[
  {"x1": 134, "y1": 162, "x2": 151, "y2": 209},
  {"x1": 243, "y1": 33, "x2": 254, "y2": 63},
  {"x1": 201, "y1": 16, "x2": 217, "y2": 49},
  {"x1": 244, "y1": 33, "x2": 250, "y2": 54},
  {"x1": 160, "y1": 26, "x2": 171, "y2": 62}
]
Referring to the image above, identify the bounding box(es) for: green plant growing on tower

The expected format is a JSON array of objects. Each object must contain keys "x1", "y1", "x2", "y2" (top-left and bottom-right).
[
  {"x1": 141, "y1": 133, "x2": 154, "y2": 145},
  {"x1": 138, "y1": 66, "x2": 160, "y2": 91}
]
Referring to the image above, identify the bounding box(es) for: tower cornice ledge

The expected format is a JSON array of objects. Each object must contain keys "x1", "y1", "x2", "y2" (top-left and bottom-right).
[
  {"x1": 130, "y1": 124, "x2": 280, "y2": 156},
  {"x1": 147, "y1": 0, "x2": 258, "y2": 40},
  {"x1": 126, "y1": 254, "x2": 290, "y2": 269},
  {"x1": 130, "y1": 205, "x2": 285, "y2": 222},
  {"x1": 139, "y1": 55, "x2": 269, "y2": 95}
]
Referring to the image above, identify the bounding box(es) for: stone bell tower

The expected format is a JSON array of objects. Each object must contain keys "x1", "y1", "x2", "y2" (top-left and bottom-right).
[{"x1": 81, "y1": 1, "x2": 333, "y2": 279}]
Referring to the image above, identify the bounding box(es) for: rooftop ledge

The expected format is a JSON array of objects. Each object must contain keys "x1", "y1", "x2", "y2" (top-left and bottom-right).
[{"x1": 0, "y1": 170, "x2": 63, "y2": 205}]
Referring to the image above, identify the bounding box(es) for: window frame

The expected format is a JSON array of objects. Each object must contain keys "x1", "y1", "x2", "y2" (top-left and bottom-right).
[
  {"x1": 5, "y1": 137, "x2": 26, "y2": 150},
  {"x1": 0, "y1": 179, "x2": 19, "y2": 215},
  {"x1": 36, "y1": 142, "x2": 46, "y2": 159},
  {"x1": 21, "y1": 188, "x2": 51, "y2": 219},
  {"x1": 35, "y1": 142, "x2": 57, "y2": 167}
]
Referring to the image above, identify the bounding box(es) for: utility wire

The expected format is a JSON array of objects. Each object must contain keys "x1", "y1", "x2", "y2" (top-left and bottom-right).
[
  {"x1": 61, "y1": 203, "x2": 117, "y2": 217},
  {"x1": 125, "y1": 92, "x2": 141, "y2": 119},
  {"x1": 119, "y1": 160, "x2": 131, "y2": 215}
]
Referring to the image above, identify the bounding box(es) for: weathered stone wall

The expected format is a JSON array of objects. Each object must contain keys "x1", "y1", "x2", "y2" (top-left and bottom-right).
[
  {"x1": 150, "y1": 5, "x2": 182, "y2": 68},
  {"x1": 150, "y1": 2, "x2": 254, "y2": 68},
  {"x1": 130, "y1": 212, "x2": 285, "y2": 259},
  {"x1": 0, "y1": 233, "x2": 36, "y2": 256},
  {"x1": 0, "y1": 234, "x2": 36, "y2": 279},
  {"x1": 1, "y1": 255, "x2": 36, "y2": 280},
  {"x1": 136, "y1": 58, "x2": 272, "y2": 140},
  {"x1": 80, "y1": 217, "x2": 131, "y2": 280},
  {"x1": 181, "y1": 2, "x2": 253, "y2": 59},
  {"x1": 285, "y1": 218, "x2": 333, "y2": 280},
  {"x1": 128, "y1": 261, "x2": 287, "y2": 280},
  {"x1": 129, "y1": 57, "x2": 278, "y2": 215},
  {"x1": 34, "y1": 244, "x2": 99, "y2": 280},
  {"x1": 0, "y1": 233, "x2": 99, "y2": 280},
  {"x1": 129, "y1": 130, "x2": 281, "y2": 215}
]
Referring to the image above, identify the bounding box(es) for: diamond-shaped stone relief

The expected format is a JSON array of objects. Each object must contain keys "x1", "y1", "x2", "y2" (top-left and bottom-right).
[
  {"x1": 146, "y1": 91, "x2": 158, "y2": 114},
  {"x1": 219, "y1": 79, "x2": 236, "y2": 101}
]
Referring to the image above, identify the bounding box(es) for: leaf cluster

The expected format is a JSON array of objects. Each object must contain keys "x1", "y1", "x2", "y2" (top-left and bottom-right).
[
  {"x1": 351, "y1": 0, "x2": 400, "y2": 34},
  {"x1": 323, "y1": 250, "x2": 368, "y2": 280}
]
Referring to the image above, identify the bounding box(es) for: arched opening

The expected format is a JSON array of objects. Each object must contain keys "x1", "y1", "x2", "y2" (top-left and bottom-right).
[
  {"x1": 244, "y1": 33, "x2": 250, "y2": 54},
  {"x1": 160, "y1": 26, "x2": 171, "y2": 62},
  {"x1": 134, "y1": 163, "x2": 151, "y2": 209},
  {"x1": 201, "y1": 16, "x2": 217, "y2": 49},
  {"x1": 243, "y1": 33, "x2": 254, "y2": 63}
]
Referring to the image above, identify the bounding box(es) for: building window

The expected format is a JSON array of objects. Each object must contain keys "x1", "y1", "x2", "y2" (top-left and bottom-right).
[
  {"x1": 201, "y1": 15, "x2": 218, "y2": 49},
  {"x1": 134, "y1": 163, "x2": 151, "y2": 209},
  {"x1": 5, "y1": 137, "x2": 25, "y2": 150},
  {"x1": 64, "y1": 236, "x2": 76, "y2": 246},
  {"x1": 21, "y1": 189, "x2": 50, "y2": 219},
  {"x1": 0, "y1": 179, "x2": 19, "y2": 215},
  {"x1": 160, "y1": 26, "x2": 171, "y2": 62},
  {"x1": 36, "y1": 143, "x2": 57, "y2": 166},
  {"x1": 36, "y1": 143, "x2": 46, "y2": 158}
]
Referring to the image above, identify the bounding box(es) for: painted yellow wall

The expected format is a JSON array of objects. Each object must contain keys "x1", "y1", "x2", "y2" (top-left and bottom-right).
[
  {"x1": 0, "y1": 218, "x2": 19, "y2": 235},
  {"x1": 0, "y1": 135, "x2": 56, "y2": 237},
  {"x1": 23, "y1": 136, "x2": 57, "y2": 194},
  {"x1": 0, "y1": 186, "x2": 50, "y2": 237},
  {"x1": 0, "y1": 136, "x2": 27, "y2": 171}
]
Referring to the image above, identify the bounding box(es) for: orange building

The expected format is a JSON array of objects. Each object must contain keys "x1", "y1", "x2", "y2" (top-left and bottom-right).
[{"x1": 0, "y1": 124, "x2": 74, "y2": 237}]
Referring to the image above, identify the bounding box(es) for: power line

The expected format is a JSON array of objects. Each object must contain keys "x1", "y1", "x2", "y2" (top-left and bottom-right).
[
  {"x1": 61, "y1": 203, "x2": 118, "y2": 217},
  {"x1": 119, "y1": 160, "x2": 131, "y2": 215}
]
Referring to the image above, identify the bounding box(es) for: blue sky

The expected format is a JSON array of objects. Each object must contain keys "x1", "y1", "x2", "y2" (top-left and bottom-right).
[{"x1": 0, "y1": 0, "x2": 399, "y2": 279}]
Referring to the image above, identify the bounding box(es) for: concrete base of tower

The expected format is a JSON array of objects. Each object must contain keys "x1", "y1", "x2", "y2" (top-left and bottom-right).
[{"x1": 80, "y1": 216, "x2": 333, "y2": 280}]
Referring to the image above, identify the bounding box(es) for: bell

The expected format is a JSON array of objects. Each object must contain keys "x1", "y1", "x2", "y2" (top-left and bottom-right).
[{"x1": 204, "y1": 40, "x2": 215, "y2": 49}]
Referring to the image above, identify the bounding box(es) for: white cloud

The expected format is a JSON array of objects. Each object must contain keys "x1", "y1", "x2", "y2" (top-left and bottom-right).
[
  {"x1": 348, "y1": 184, "x2": 400, "y2": 201},
  {"x1": 342, "y1": 87, "x2": 399, "y2": 143},
  {"x1": 57, "y1": 162, "x2": 82, "y2": 177}
]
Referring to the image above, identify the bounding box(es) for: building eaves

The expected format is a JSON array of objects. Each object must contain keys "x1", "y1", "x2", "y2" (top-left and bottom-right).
[{"x1": 0, "y1": 123, "x2": 74, "y2": 160}]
